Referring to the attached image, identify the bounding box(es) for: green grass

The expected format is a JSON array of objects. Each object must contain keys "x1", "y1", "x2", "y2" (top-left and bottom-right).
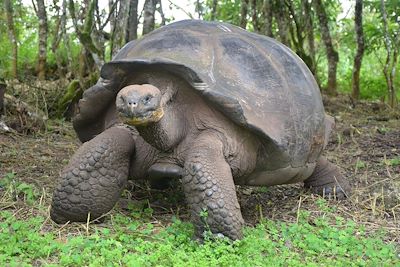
[
  {"x1": 384, "y1": 157, "x2": 400, "y2": 167},
  {"x1": 0, "y1": 173, "x2": 398, "y2": 266},
  {"x1": 0, "y1": 208, "x2": 398, "y2": 266}
]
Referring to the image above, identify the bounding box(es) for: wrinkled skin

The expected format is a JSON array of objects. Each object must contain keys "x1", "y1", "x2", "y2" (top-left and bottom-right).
[{"x1": 51, "y1": 71, "x2": 350, "y2": 240}]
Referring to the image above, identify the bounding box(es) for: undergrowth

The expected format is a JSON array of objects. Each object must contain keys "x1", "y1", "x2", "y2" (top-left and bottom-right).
[
  {"x1": 0, "y1": 175, "x2": 398, "y2": 266},
  {"x1": 0, "y1": 209, "x2": 398, "y2": 266}
]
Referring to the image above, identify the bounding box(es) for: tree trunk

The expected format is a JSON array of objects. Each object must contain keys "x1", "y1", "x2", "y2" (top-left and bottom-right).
[
  {"x1": 61, "y1": 0, "x2": 73, "y2": 75},
  {"x1": 109, "y1": 0, "x2": 116, "y2": 58},
  {"x1": 210, "y1": 0, "x2": 217, "y2": 21},
  {"x1": 303, "y1": 0, "x2": 317, "y2": 79},
  {"x1": 142, "y1": 0, "x2": 156, "y2": 35},
  {"x1": 240, "y1": 0, "x2": 249, "y2": 29},
  {"x1": 35, "y1": 0, "x2": 48, "y2": 80},
  {"x1": 51, "y1": 0, "x2": 65, "y2": 79},
  {"x1": 314, "y1": 0, "x2": 339, "y2": 95},
  {"x1": 112, "y1": 0, "x2": 130, "y2": 55},
  {"x1": 380, "y1": 0, "x2": 398, "y2": 108},
  {"x1": 351, "y1": 0, "x2": 365, "y2": 101},
  {"x1": 273, "y1": 0, "x2": 290, "y2": 46},
  {"x1": 250, "y1": 0, "x2": 259, "y2": 32},
  {"x1": 4, "y1": 0, "x2": 18, "y2": 79},
  {"x1": 286, "y1": 1, "x2": 305, "y2": 55},
  {"x1": 126, "y1": 0, "x2": 139, "y2": 41},
  {"x1": 262, "y1": 0, "x2": 273, "y2": 37},
  {"x1": 0, "y1": 82, "x2": 6, "y2": 114},
  {"x1": 68, "y1": 0, "x2": 104, "y2": 70},
  {"x1": 390, "y1": 34, "x2": 399, "y2": 107}
]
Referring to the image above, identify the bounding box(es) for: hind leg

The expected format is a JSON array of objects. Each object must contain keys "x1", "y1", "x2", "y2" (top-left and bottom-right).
[{"x1": 304, "y1": 157, "x2": 351, "y2": 200}]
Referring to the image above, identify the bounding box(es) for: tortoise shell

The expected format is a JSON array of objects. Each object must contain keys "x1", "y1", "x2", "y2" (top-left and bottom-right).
[{"x1": 74, "y1": 20, "x2": 326, "y2": 168}]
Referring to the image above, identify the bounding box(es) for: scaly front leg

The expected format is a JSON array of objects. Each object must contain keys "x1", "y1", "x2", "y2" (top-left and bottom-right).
[
  {"x1": 50, "y1": 126, "x2": 135, "y2": 223},
  {"x1": 182, "y1": 131, "x2": 244, "y2": 240}
]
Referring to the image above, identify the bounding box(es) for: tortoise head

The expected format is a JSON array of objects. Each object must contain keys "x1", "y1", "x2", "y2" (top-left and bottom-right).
[{"x1": 116, "y1": 84, "x2": 164, "y2": 126}]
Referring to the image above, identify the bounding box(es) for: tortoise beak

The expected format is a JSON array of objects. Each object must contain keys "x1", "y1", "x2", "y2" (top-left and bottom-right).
[{"x1": 116, "y1": 84, "x2": 164, "y2": 126}]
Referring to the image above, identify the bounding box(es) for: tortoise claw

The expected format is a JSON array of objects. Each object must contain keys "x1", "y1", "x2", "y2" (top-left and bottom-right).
[{"x1": 304, "y1": 157, "x2": 351, "y2": 200}]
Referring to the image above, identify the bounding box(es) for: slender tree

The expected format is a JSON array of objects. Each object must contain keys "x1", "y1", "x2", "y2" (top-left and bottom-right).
[
  {"x1": 61, "y1": 0, "x2": 73, "y2": 73},
  {"x1": 303, "y1": 0, "x2": 317, "y2": 79},
  {"x1": 262, "y1": 0, "x2": 273, "y2": 37},
  {"x1": 142, "y1": 0, "x2": 156, "y2": 35},
  {"x1": 380, "y1": 0, "x2": 399, "y2": 108},
  {"x1": 210, "y1": 0, "x2": 217, "y2": 21},
  {"x1": 126, "y1": 0, "x2": 139, "y2": 41},
  {"x1": 4, "y1": 0, "x2": 18, "y2": 79},
  {"x1": 51, "y1": 0, "x2": 65, "y2": 78},
  {"x1": 286, "y1": 1, "x2": 305, "y2": 55},
  {"x1": 0, "y1": 81, "x2": 6, "y2": 114},
  {"x1": 313, "y1": 0, "x2": 339, "y2": 95},
  {"x1": 250, "y1": 0, "x2": 259, "y2": 32},
  {"x1": 351, "y1": 0, "x2": 365, "y2": 100},
  {"x1": 240, "y1": 0, "x2": 249, "y2": 29},
  {"x1": 112, "y1": 0, "x2": 130, "y2": 55},
  {"x1": 109, "y1": 0, "x2": 117, "y2": 57},
  {"x1": 35, "y1": 0, "x2": 48, "y2": 80},
  {"x1": 273, "y1": 0, "x2": 290, "y2": 46},
  {"x1": 68, "y1": 0, "x2": 104, "y2": 70}
]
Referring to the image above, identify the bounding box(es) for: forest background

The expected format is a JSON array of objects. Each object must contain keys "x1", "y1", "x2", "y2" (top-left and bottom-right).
[{"x1": 0, "y1": 0, "x2": 399, "y2": 118}]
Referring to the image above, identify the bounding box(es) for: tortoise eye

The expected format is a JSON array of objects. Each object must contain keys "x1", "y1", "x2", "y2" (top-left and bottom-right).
[{"x1": 143, "y1": 95, "x2": 152, "y2": 103}]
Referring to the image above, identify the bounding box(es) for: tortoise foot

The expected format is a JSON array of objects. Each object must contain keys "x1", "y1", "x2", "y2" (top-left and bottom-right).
[
  {"x1": 304, "y1": 157, "x2": 351, "y2": 200},
  {"x1": 51, "y1": 127, "x2": 134, "y2": 224}
]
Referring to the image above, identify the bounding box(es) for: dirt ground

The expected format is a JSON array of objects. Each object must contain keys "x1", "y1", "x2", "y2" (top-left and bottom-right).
[{"x1": 0, "y1": 90, "x2": 399, "y2": 243}]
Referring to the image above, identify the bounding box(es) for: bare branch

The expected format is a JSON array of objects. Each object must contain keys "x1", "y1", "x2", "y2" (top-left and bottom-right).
[
  {"x1": 166, "y1": 0, "x2": 194, "y2": 19},
  {"x1": 100, "y1": 0, "x2": 119, "y2": 30}
]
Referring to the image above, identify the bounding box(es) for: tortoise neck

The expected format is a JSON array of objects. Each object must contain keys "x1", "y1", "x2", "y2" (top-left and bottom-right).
[{"x1": 136, "y1": 104, "x2": 187, "y2": 152}]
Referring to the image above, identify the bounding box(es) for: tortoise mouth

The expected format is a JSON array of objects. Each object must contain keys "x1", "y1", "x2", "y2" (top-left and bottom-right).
[{"x1": 119, "y1": 107, "x2": 164, "y2": 126}]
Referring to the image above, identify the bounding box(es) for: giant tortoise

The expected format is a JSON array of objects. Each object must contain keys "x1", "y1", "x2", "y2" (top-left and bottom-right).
[{"x1": 50, "y1": 20, "x2": 350, "y2": 240}]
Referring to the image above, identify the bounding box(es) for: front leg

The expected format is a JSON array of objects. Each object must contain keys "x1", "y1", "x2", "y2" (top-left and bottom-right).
[
  {"x1": 182, "y1": 132, "x2": 244, "y2": 240},
  {"x1": 50, "y1": 126, "x2": 135, "y2": 223}
]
